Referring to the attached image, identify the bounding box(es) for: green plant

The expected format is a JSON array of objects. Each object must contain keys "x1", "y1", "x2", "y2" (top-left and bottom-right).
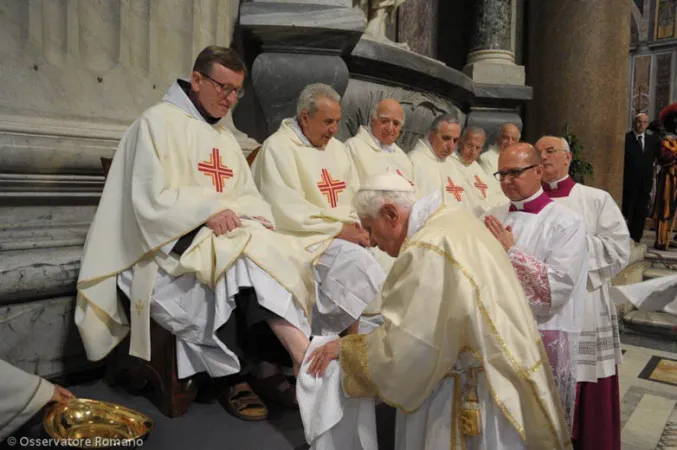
[{"x1": 563, "y1": 125, "x2": 593, "y2": 184}]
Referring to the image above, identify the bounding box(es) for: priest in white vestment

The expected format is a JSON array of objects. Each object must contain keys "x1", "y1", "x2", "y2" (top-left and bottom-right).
[
  {"x1": 483, "y1": 143, "x2": 588, "y2": 432},
  {"x1": 409, "y1": 114, "x2": 483, "y2": 214},
  {"x1": 0, "y1": 358, "x2": 75, "y2": 441},
  {"x1": 536, "y1": 135, "x2": 631, "y2": 450},
  {"x1": 345, "y1": 98, "x2": 412, "y2": 275},
  {"x1": 76, "y1": 46, "x2": 313, "y2": 421},
  {"x1": 251, "y1": 83, "x2": 385, "y2": 337},
  {"x1": 304, "y1": 172, "x2": 572, "y2": 450},
  {"x1": 477, "y1": 123, "x2": 521, "y2": 177},
  {"x1": 450, "y1": 127, "x2": 508, "y2": 213}
]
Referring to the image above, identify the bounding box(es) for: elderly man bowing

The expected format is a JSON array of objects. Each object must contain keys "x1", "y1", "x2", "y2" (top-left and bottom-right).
[
  {"x1": 303, "y1": 173, "x2": 572, "y2": 450},
  {"x1": 252, "y1": 83, "x2": 385, "y2": 337},
  {"x1": 537, "y1": 135, "x2": 631, "y2": 450},
  {"x1": 409, "y1": 114, "x2": 482, "y2": 214},
  {"x1": 76, "y1": 46, "x2": 312, "y2": 421},
  {"x1": 483, "y1": 143, "x2": 588, "y2": 433}
]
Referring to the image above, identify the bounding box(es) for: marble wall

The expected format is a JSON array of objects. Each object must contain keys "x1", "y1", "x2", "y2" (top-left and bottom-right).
[{"x1": 0, "y1": 0, "x2": 239, "y2": 377}]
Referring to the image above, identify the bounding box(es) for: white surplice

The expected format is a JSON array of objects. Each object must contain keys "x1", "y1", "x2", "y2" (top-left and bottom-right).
[
  {"x1": 544, "y1": 177, "x2": 631, "y2": 382},
  {"x1": 491, "y1": 189, "x2": 588, "y2": 430},
  {"x1": 0, "y1": 359, "x2": 55, "y2": 441},
  {"x1": 610, "y1": 274, "x2": 677, "y2": 316}
]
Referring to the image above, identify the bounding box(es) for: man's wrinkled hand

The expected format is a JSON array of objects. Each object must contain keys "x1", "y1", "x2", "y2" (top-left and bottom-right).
[
  {"x1": 206, "y1": 209, "x2": 241, "y2": 235},
  {"x1": 337, "y1": 223, "x2": 370, "y2": 247},
  {"x1": 50, "y1": 385, "x2": 76, "y2": 404},
  {"x1": 484, "y1": 215, "x2": 515, "y2": 252}
]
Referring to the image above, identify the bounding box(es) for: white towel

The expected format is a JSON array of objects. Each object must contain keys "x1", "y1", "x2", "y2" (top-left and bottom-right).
[
  {"x1": 297, "y1": 336, "x2": 378, "y2": 450},
  {"x1": 610, "y1": 274, "x2": 677, "y2": 315}
]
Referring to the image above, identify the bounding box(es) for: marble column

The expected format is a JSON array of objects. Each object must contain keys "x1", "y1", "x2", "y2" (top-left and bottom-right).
[
  {"x1": 525, "y1": 0, "x2": 630, "y2": 202},
  {"x1": 463, "y1": 0, "x2": 525, "y2": 86}
]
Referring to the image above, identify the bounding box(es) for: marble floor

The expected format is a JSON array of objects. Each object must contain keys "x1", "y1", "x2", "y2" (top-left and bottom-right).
[
  {"x1": 620, "y1": 334, "x2": 677, "y2": 450},
  {"x1": 2, "y1": 332, "x2": 677, "y2": 450}
]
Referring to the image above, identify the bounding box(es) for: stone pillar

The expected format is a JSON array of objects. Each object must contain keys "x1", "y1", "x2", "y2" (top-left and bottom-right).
[
  {"x1": 463, "y1": 0, "x2": 525, "y2": 86},
  {"x1": 238, "y1": 1, "x2": 364, "y2": 138},
  {"x1": 525, "y1": 0, "x2": 631, "y2": 202}
]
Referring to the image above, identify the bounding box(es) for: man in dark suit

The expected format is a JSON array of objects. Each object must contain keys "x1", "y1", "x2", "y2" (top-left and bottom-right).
[{"x1": 623, "y1": 113, "x2": 661, "y2": 243}]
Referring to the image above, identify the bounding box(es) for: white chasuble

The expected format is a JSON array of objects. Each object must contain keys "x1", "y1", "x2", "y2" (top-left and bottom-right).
[
  {"x1": 76, "y1": 81, "x2": 314, "y2": 365},
  {"x1": 338, "y1": 195, "x2": 572, "y2": 450},
  {"x1": 449, "y1": 151, "x2": 508, "y2": 213},
  {"x1": 345, "y1": 125, "x2": 413, "y2": 274},
  {"x1": 252, "y1": 119, "x2": 385, "y2": 335},
  {"x1": 544, "y1": 177, "x2": 631, "y2": 382},
  {"x1": 409, "y1": 139, "x2": 484, "y2": 216},
  {"x1": 0, "y1": 359, "x2": 55, "y2": 441},
  {"x1": 477, "y1": 146, "x2": 500, "y2": 179},
  {"x1": 494, "y1": 190, "x2": 588, "y2": 431}
]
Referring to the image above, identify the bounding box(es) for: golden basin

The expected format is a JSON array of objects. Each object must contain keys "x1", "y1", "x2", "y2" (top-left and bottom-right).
[{"x1": 43, "y1": 399, "x2": 154, "y2": 449}]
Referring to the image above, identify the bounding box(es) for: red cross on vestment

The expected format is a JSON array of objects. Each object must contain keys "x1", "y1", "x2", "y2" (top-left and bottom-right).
[
  {"x1": 473, "y1": 175, "x2": 488, "y2": 199},
  {"x1": 395, "y1": 169, "x2": 414, "y2": 186},
  {"x1": 198, "y1": 148, "x2": 233, "y2": 193},
  {"x1": 317, "y1": 168, "x2": 346, "y2": 208},
  {"x1": 445, "y1": 177, "x2": 464, "y2": 202}
]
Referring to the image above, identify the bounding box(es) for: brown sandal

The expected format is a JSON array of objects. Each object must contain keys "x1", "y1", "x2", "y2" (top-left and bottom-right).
[
  {"x1": 218, "y1": 382, "x2": 268, "y2": 421},
  {"x1": 249, "y1": 371, "x2": 299, "y2": 410}
]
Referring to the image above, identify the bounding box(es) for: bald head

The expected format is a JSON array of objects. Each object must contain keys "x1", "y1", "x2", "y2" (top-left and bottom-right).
[
  {"x1": 497, "y1": 123, "x2": 521, "y2": 151},
  {"x1": 497, "y1": 143, "x2": 544, "y2": 201},
  {"x1": 370, "y1": 99, "x2": 405, "y2": 146}
]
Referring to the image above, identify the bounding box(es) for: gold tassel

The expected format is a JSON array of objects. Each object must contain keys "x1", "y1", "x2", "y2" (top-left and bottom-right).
[{"x1": 461, "y1": 370, "x2": 482, "y2": 437}]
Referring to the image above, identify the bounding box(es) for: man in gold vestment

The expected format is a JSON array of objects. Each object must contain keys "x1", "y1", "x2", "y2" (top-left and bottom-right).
[{"x1": 306, "y1": 173, "x2": 572, "y2": 449}]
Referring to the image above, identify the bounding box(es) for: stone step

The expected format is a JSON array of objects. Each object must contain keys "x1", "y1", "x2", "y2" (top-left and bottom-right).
[{"x1": 622, "y1": 310, "x2": 677, "y2": 339}]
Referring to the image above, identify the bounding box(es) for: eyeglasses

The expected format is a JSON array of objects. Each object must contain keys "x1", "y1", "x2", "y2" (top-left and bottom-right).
[
  {"x1": 200, "y1": 72, "x2": 245, "y2": 99},
  {"x1": 494, "y1": 164, "x2": 537, "y2": 181}
]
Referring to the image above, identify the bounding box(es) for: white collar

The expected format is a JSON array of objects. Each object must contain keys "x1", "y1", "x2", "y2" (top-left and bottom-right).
[
  {"x1": 547, "y1": 175, "x2": 571, "y2": 190},
  {"x1": 290, "y1": 119, "x2": 314, "y2": 148},
  {"x1": 368, "y1": 127, "x2": 396, "y2": 153},
  {"x1": 407, "y1": 191, "x2": 443, "y2": 237},
  {"x1": 511, "y1": 188, "x2": 544, "y2": 210}
]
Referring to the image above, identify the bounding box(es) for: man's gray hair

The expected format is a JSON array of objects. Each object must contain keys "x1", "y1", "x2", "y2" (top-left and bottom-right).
[
  {"x1": 461, "y1": 127, "x2": 486, "y2": 141},
  {"x1": 561, "y1": 137, "x2": 571, "y2": 152},
  {"x1": 369, "y1": 101, "x2": 406, "y2": 126},
  {"x1": 428, "y1": 114, "x2": 461, "y2": 133},
  {"x1": 296, "y1": 83, "x2": 341, "y2": 118},
  {"x1": 353, "y1": 189, "x2": 417, "y2": 219}
]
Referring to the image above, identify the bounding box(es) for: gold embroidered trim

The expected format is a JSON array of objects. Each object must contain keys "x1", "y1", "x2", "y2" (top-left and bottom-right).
[
  {"x1": 340, "y1": 334, "x2": 378, "y2": 398},
  {"x1": 404, "y1": 240, "x2": 559, "y2": 443}
]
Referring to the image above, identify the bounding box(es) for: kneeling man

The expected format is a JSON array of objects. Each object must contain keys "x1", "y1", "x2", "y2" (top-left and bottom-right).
[{"x1": 306, "y1": 173, "x2": 571, "y2": 449}]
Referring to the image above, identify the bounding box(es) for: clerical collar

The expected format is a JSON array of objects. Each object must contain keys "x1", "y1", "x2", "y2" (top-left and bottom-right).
[
  {"x1": 454, "y1": 150, "x2": 472, "y2": 166},
  {"x1": 423, "y1": 138, "x2": 445, "y2": 161},
  {"x1": 179, "y1": 79, "x2": 220, "y2": 125},
  {"x1": 509, "y1": 188, "x2": 552, "y2": 214},
  {"x1": 368, "y1": 127, "x2": 396, "y2": 153},
  {"x1": 163, "y1": 79, "x2": 222, "y2": 125},
  {"x1": 289, "y1": 119, "x2": 315, "y2": 148},
  {"x1": 542, "y1": 175, "x2": 576, "y2": 198}
]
